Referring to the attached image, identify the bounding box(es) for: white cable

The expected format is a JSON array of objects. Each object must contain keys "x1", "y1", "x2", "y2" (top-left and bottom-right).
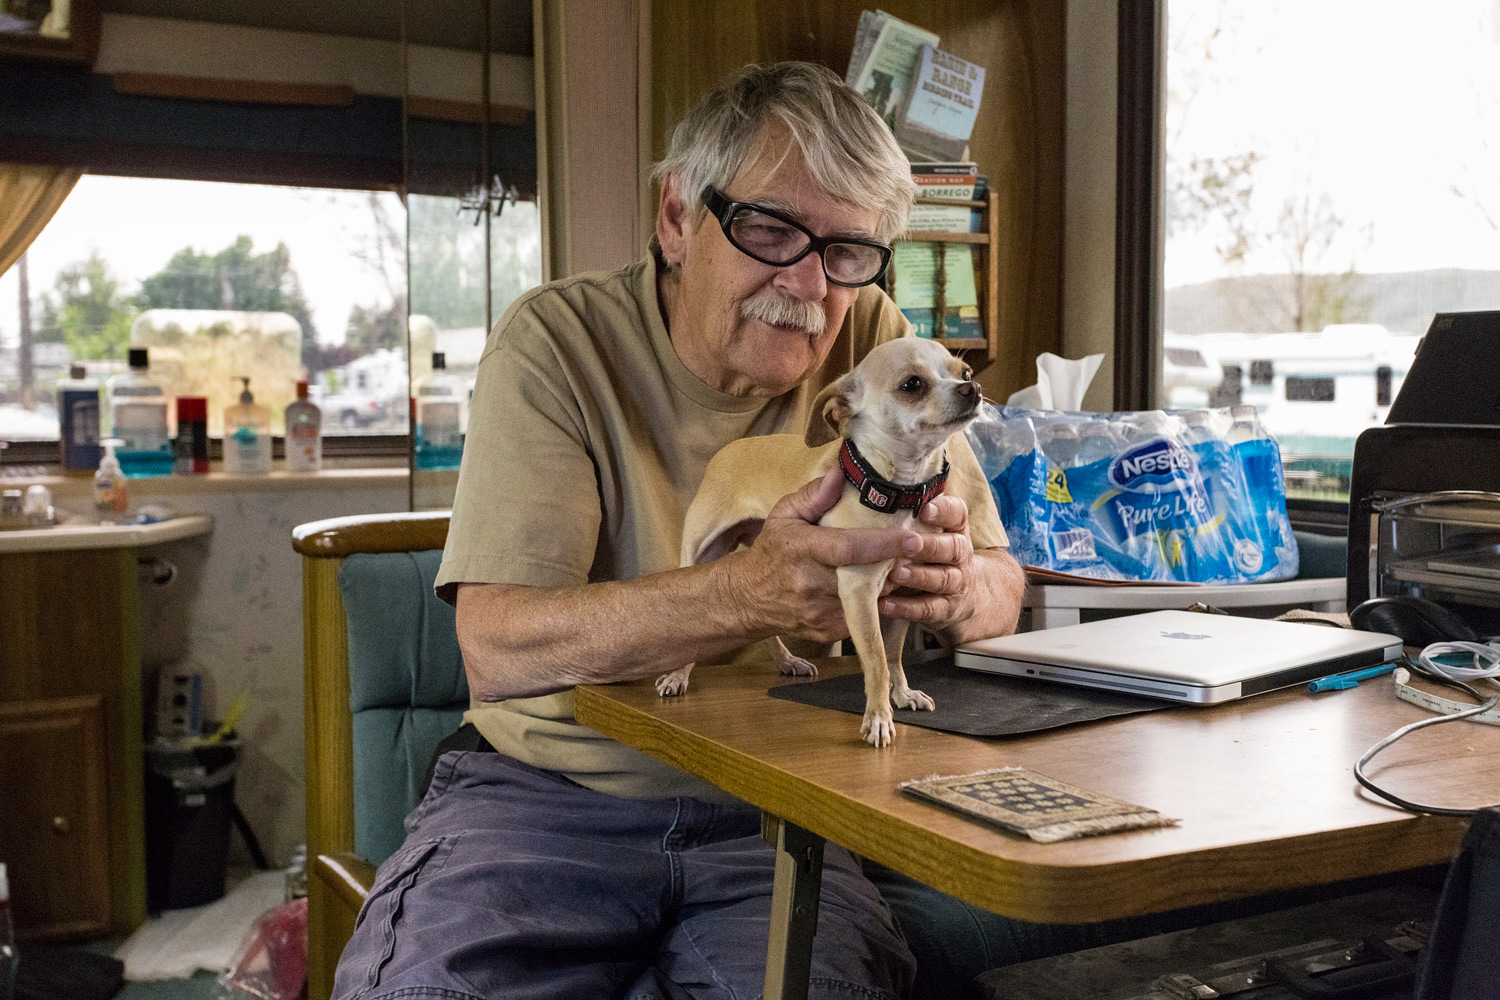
[{"x1": 1416, "y1": 638, "x2": 1500, "y2": 684}]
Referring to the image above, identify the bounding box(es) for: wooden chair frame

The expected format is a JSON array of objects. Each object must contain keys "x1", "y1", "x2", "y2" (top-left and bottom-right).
[{"x1": 294, "y1": 511, "x2": 451, "y2": 1000}]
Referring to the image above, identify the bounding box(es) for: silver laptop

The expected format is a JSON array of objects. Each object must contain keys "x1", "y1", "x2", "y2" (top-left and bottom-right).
[{"x1": 954, "y1": 610, "x2": 1403, "y2": 704}]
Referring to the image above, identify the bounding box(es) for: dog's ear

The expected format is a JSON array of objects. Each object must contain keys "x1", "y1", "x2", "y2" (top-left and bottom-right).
[{"x1": 806, "y1": 374, "x2": 856, "y2": 447}]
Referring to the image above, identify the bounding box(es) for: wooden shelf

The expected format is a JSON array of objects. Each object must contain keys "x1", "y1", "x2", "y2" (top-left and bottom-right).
[
  {"x1": 902, "y1": 231, "x2": 989, "y2": 244},
  {"x1": 892, "y1": 190, "x2": 1001, "y2": 363}
]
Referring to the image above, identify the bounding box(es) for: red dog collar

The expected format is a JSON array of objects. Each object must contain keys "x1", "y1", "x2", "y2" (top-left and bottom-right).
[{"x1": 838, "y1": 438, "x2": 949, "y2": 514}]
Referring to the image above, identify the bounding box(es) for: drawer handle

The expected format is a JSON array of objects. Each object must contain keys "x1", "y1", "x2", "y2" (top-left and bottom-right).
[{"x1": 52, "y1": 815, "x2": 72, "y2": 835}]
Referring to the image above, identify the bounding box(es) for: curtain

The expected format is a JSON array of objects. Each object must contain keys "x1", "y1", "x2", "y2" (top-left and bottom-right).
[{"x1": 0, "y1": 163, "x2": 83, "y2": 277}]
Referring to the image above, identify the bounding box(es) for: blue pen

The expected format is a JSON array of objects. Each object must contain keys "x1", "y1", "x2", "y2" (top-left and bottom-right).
[{"x1": 1308, "y1": 661, "x2": 1398, "y2": 693}]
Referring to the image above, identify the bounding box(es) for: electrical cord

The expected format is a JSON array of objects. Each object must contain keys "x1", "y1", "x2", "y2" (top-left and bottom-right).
[{"x1": 1354, "y1": 642, "x2": 1500, "y2": 816}]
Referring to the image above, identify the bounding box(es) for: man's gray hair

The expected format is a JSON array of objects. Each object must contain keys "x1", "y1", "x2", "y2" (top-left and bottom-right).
[{"x1": 653, "y1": 62, "x2": 916, "y2": 244}]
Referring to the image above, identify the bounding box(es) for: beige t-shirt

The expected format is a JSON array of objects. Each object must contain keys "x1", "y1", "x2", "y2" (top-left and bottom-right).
[{"x1": 436, "y1": 254, "x2": 985, "y2": 802}]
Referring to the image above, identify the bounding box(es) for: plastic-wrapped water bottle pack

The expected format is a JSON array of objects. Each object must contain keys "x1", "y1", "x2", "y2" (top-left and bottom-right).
[{"x1": 965, "y1": 403, "x2": 1299, "y2": 584}]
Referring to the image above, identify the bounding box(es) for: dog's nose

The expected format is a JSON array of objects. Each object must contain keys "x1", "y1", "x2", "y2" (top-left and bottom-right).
[{"x1": 957, "y1": 380, "x2": 977, "y2": 398}]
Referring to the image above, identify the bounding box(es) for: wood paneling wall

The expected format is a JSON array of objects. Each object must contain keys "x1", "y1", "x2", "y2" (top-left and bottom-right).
[{"x1": 649, "y1": 0, "x2": 1066, "y2": 400}]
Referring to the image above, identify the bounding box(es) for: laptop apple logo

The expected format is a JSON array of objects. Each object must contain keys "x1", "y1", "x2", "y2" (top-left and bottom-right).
[{"x1": 1160, "y1": 631, "x2": 1210, "y2": 640}]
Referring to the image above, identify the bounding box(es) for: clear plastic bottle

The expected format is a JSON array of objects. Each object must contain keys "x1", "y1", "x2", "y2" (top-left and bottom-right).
[
  {"x1": 1180, "y1": 409, "x2": 1218, "y2": 446},
  {"x1": 1036, "y1": 420, "x2": 1081, "y2": 468},
  {"x1": 1074, "y1": 420, "x2": 1123, "y2": 467},
  {"x1": 223, "y1": 377, "x2": 272, "y2": 475},
  {"x1": 0, "y1": 862, "x2": 15, "y2": 1000},
  {"x1": 285, "y1": 380, "x2": 323, "y2": 472},
  {"x1": 1226, "y1": 403, "x2": 1262, "y2": 445},
  {"x1": 95, "y1": 438, "x2": 129, "y2": 521},
  {"x1": 414, "y1": 352, "x2": 464, "y2": 471},
  {"x1": 56, "y1": 362, "x2": 102, "y2": 470},
  {"x1": 106, "y1": 348, "x2": 173, "y2": 477}
]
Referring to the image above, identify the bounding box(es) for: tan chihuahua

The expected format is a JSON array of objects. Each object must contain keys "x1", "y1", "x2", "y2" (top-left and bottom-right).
[{"x1": 658, "y1": 337, "x2": 1004, "y2": 747}]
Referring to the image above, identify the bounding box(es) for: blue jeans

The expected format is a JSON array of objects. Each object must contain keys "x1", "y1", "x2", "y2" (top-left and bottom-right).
[{"x1": 331, "y1": 750, "x2": 916, "y2": 1000}]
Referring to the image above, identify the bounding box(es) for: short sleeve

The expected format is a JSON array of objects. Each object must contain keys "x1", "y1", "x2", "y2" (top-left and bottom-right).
[{"x1": 435, "y1": 302, "x2": 603, "y2": 605}]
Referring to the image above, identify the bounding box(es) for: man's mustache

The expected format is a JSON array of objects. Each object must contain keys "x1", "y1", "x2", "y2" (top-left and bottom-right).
[{"x1": 740, "y1": 289, "x2": 826, "y2": 334}]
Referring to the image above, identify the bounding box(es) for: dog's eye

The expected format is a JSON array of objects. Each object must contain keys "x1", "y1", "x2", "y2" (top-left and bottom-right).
[
  {"x1": 961, "y1": 367, "x2": 973, "y2": 380},
  {"x1": 900, "y1": 376, "x2": 925, "y2": 393}
]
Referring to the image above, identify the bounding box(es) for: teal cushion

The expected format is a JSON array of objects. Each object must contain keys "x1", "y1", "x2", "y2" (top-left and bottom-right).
[
  {"x1": 339, "y1": 550, "x2": 468, "y2": 865},
  {"x1": 1293, "y1": 530, "x2": 1348, "y2": 580}
]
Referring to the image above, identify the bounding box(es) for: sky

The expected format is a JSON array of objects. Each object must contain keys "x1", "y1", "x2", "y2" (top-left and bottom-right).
[
  {"x1": 0, "y1": 179, "x2": 405, "y2": 349},
  {"x1": 1165, "y1": 0, "x2": 1500, "y2": 288}
]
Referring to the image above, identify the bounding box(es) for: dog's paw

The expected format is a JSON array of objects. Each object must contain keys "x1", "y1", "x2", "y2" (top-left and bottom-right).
[
  {"x1": 656, "y1": 670, "x2": 691, "y2": 697},
  {"x1": 860, "y1": 712, "x2": 896, "y2": 748},
  {"x1": 894, "y1": 687, "x2": 935, "y2": 712},
  {"x1": 775, "y1": 654, "x2": 819, "y2": 677}
]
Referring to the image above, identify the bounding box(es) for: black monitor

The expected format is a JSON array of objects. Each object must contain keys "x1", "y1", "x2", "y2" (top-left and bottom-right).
[{"x1": 1386, "y1": 310, "x2": 1500, "y2": 425}]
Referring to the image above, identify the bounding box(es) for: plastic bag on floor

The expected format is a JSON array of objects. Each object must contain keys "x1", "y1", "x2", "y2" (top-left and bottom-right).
[{"x1": 212, "y1": 896, "x2": 307, "y2": 1000}]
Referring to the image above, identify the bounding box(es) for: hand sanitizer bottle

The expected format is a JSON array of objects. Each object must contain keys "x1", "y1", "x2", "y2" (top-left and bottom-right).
[
  {"x1": 95, "y1": 438, "x2": 129, "y2": 521},
  {"x1": 414, "y1": 352, "x2": 464, "y2": 470},
  {"x1": 223, "y1": 377, "x2": 272, "y2": 474},
  {"x1": 284, "y1": 380, "x2": 322, "y2": 472},
  {"x1": 106, "y1": 348, "x2": 173, "y2": 477}
]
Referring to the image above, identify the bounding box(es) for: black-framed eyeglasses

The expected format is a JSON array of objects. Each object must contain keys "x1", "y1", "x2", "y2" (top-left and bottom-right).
[{"x1": 701, "y1": 187, "x2": 892, "y2": 288}]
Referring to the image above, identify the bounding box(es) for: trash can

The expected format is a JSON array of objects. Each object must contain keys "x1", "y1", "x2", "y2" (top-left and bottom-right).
[{"x1": 143, "y1": 737, "x2": 241, "y2": 911}]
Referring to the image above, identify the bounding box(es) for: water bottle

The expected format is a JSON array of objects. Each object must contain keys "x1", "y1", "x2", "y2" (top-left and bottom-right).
[
  {"x1": 414, "y1": 352, "x2": 465, "y2": 471},
  {"x1": 1073, "y1": 420, "x2": 1122, "y2": 468},
  {"x1": 1036, "y1": 419, "x2": 1081, "y2": 468},
  {"x1": 1179, "y1": 409, "x2": 1217, "y2": 446},
  {"x1": 1, "y1": 863, "x2": 16, "y2": 1000},
  {"x1": 105, "y1": 348, "x2": 174, "y2": 477}
]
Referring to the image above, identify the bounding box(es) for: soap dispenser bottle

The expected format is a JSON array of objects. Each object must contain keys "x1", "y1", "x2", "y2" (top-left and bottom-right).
[
  {"x1": 95, "y1": 438, "x2": 129, "y2": 521},
  {"x1": 224, "y1": 376, "x2": 272, "y2": 474}
]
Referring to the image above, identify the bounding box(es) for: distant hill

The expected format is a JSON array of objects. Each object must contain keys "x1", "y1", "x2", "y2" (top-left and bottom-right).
[{"x1": 1165, "y1": 268, "x2": 1500, "y2": 336}]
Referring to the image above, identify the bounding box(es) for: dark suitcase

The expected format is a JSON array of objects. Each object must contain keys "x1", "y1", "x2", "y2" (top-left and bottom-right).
[{"x1": 976, "y1": 886, "x2": 1437, "y2": 1000}]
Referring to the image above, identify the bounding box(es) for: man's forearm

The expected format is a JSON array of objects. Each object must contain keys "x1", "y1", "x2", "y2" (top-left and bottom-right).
[{"x1": 456, "y1": 557, "x2": 772, "y2": 702}]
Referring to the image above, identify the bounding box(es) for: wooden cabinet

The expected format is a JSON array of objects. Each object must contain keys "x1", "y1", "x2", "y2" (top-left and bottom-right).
[
  {"x1": 0, "y1": 545, "x2": 147, "y2": 940},
  {"x1": 0, "y1": 697, "x2": 113, "y2": 938}
]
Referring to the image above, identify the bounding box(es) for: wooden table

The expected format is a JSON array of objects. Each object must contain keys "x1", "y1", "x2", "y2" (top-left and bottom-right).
[{"x1": 575, "y1": 657, "x2": 1500, "y2": 999}]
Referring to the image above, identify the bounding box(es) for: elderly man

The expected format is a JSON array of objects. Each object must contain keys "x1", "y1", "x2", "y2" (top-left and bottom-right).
[{"x1": 333, "y1": 61, "x2": 1023, "y2": 1000}]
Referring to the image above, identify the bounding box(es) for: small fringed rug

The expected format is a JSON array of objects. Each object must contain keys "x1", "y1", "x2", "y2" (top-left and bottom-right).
[{"x1": 899, "y1": 766, "x2": 1179, "y2": 843}]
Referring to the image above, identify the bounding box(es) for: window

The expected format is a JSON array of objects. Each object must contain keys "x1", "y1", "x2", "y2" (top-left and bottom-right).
[
  {"x1": 1376, "y1": 364, "x2": 1393, "y2": 407},
  {"x1": 0, "y1": 174, "x2": 542, "y2": 450},
  {"x1": 1210, "y1": 363, "x2": 1243, "y2": 407},
  {"x1": 1164, "y1": 346, "x2": 1206, "y2": 367},
  {"x1": 1161, "y1": 1, "x2": 1499, "y2": 500},
  {"x1": 1285, "y1": 376, "x2": 1335, "y2": 402}
]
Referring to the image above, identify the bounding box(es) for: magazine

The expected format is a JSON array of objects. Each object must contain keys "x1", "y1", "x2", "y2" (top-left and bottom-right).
[
  {"x1": 894, "y1": 44, "x2": 986, "y2": 163},
  {"x1": 845, "y1": 11, "x2": 940, "y2": 129}
]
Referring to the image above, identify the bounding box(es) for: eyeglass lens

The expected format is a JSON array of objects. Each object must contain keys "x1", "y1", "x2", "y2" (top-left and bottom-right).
[{"x1": 728, "y1": 207, "x2": 884, "y2": 285}]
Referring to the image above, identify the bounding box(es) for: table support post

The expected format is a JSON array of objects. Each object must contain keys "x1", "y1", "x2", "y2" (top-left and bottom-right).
[{"x1": 761, "y1": 813, "x2": 825, "y2": 1000}]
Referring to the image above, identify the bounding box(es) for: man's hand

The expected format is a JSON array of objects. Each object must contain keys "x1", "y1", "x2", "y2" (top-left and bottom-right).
[
  {"x1": 723, "y1": 467, "x2": 922, "y2": 644},
  {"x1": 878, "y1": 495, "x2": 1023, "y2": 645}
]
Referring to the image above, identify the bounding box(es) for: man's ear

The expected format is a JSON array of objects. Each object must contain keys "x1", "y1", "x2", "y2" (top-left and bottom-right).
[
  {"x1": 806, "y1": 374, "x2": 857, "y2": 447},
  {"x1": 655, "y1": 172, "x2": 690, "y2": 267}
]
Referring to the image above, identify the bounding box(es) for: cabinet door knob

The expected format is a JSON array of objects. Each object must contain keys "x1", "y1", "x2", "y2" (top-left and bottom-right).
[{"x1": 52, "y1": 815, "x2": 72, "y2": 834}]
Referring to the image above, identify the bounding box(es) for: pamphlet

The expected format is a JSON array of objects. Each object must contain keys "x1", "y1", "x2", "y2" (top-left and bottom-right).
[{"x1": 894, "y1": 44, "x2": 986, "y2": 163}]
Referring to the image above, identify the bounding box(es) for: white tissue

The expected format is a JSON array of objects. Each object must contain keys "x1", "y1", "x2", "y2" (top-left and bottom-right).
[{"x1": 1006, "y1": 352, "x2": 1105, "y2": 410}]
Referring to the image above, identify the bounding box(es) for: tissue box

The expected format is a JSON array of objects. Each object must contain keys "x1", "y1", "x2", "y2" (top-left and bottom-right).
[{"x1": 966, "y1": 404, "x2": 1298, "y2": 584}]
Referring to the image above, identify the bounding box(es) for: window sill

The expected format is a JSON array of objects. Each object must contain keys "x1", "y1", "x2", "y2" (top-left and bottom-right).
[{"x1": 9, "y1": 460, "x2": 458, "y2": 501}]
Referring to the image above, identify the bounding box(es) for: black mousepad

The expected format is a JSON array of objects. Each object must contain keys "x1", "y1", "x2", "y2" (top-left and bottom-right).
[{"x1": 768, "y1": 660, "x2": 1171, "y2": 737}]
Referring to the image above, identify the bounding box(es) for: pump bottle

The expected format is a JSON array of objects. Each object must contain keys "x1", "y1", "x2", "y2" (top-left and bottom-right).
[
  {"x1": 223, "y1": 377, "x2": 272, "y2": 474},
  {"x1": 95, "y1": 438, "x2": 129, "y2": 521}
]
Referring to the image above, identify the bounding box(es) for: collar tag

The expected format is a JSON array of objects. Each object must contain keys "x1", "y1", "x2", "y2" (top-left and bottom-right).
[{"x1": 838, "y1": 439, "x2": 949, "y2": 515}]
